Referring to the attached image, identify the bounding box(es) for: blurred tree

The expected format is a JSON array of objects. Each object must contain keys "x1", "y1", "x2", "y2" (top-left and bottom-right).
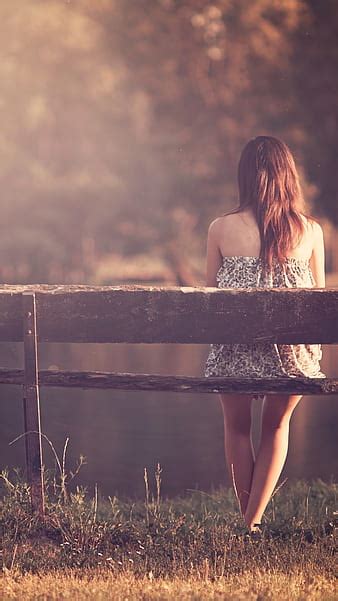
[
  {"x1": 0, "y1": 0, "x2": 336, "y2": 284},
  {"x1": 292, "y1": 0, "x2": 338, "y2": 225},
  {"x1": 100, "y1": 1, "x2": 308, "y2": 222}
]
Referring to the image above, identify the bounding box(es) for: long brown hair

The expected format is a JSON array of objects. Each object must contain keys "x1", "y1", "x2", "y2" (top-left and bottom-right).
[{"x1": 223, "y1": 135, "x2": 314, "y2": 271}]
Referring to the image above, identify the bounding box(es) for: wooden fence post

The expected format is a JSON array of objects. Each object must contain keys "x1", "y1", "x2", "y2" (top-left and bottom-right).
[{"x1": 22, "y1": 291, "x2": 44, "y2": 514}]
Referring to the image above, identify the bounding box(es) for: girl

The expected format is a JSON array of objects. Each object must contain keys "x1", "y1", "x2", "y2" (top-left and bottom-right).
[{"x1": 204, "y1": 135, "x2": 326, "y2": 534}]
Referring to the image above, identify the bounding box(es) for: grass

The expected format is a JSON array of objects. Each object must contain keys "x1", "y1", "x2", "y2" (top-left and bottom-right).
[
  {"x1": 1, "y1": 568, "x2": 337, "y2": 600},
  {"x1": 0, "y1": 453, "x2": 337, "y2": 599}
]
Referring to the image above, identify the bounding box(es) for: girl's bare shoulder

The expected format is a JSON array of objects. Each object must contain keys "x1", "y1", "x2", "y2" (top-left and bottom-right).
[
  {"x1": 208, "y1": 213, "x2": 240, "y2": 230},
  {"x1": 207, "y1": 215, "x2": 227, "y2": 234},
  {"x1": 207, "y1": 215, "x2": 237, "y2": 244},
  {"x1": 299, "y1": 214, "x2": 325, "y2": 261},
  {"x1": 301, "y1": 213, "x2": 324, "y2": 237}
]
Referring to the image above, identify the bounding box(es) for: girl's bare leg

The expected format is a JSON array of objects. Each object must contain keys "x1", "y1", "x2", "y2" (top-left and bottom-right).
[
  {"x1": 219, "y1": 393, "x2": 255, "y2": 517},
  {"x1": 244, "y1": 393, "x2": 303, "y2": 530}
]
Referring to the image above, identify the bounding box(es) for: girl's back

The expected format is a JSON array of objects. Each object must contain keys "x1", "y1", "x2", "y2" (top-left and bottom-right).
[
  {"x1": 204, "y1": 225, "x2": 326, "y2": 383},
  {"x1": 207, "y1": 209, "x2": 325, "y2": 288},
  {"x1": 217, "y1": 210, "x2": 313, "y2": 260}
]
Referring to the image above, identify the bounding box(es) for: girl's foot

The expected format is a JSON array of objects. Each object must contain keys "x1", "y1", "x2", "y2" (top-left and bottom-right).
[{"x1": 248, "y1": 522, "x2": 263, "y2": 539}]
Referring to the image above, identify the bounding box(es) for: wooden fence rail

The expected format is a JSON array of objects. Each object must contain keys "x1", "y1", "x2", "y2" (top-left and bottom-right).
[{"x1": 0, "y1": 284, "x2": 337, "y2": 514}]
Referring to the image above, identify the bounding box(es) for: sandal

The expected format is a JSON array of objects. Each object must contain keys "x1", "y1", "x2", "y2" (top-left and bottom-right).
[{"x1": 249, "y1": 522, "x2": 263, "y2": 539}]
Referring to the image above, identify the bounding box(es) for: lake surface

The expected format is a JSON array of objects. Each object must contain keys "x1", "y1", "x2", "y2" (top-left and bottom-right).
[{"x1": 0, "y1": 341, "x2": 337, "y2": 499}]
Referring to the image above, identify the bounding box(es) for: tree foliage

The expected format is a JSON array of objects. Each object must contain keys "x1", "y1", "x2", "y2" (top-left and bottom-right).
[{"x1": 0, "y1": 0, "x2": 336, "y2": 282}]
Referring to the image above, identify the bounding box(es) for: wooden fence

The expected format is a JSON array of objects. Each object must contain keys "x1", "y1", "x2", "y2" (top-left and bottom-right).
[{"x1": 0, "y1": 283, "x2": 337, "y2": 515}]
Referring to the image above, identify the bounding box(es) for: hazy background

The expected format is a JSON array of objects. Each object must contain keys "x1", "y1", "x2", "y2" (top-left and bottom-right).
[{"x1": 0, "y1": 0, "x2": 337, "y2": 498}]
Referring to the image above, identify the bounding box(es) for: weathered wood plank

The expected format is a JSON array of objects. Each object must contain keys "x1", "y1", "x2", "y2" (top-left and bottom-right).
[
  {"x1": 0, "y1": 285, "x2": 336, "y2": 343},
  {"x1": 22, "y1": 292, "x2": 44, "y2": 514},
  {"x1": 0, "y1": 368, "x2": 336, "y2": 394}
]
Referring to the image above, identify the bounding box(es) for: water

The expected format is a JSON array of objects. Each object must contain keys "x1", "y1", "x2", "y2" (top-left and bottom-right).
[{"x1": 0, "y1": 342, "x2": 337, "y2": 498}]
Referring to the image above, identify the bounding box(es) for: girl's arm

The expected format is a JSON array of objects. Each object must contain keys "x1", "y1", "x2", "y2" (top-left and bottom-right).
[
  {"x1": 309, "y1": 221, "x2": 326, "y2": 288},
  {"x1": 206, "y1": 219, "x2": 223, "y2": 287}
]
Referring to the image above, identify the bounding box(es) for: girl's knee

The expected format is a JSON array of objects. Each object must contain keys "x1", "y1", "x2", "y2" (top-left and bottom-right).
[
  {"x1": 261, "y1": 394, "x2": 302, "y2": 430},
  {"x1": 219, "y1": 394, "x2": 252, "y2": 435}
]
